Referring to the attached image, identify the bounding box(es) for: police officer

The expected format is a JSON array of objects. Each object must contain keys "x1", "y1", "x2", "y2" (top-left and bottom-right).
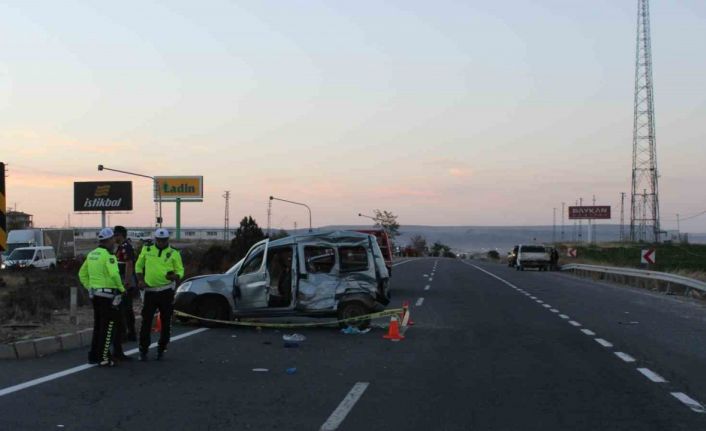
[
  {"x1": 78, "y1": 228, "x2": 125, "y2": 367},
  {"x1": 135, "y1": 228, "x2": 184, "y2": 361}
]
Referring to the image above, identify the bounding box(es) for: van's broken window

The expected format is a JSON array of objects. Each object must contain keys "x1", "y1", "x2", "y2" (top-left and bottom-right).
[
  {"x1": 304, "y1": 246, "x2": 335, "y2": 274},
  {"x1": 339, "y1": 246, "x2": 368, "y2": 272}
]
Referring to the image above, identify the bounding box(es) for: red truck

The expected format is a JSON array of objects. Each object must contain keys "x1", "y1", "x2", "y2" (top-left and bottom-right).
[{"x1": 355, "y1": 229, "x2": 393, "y2": 275}]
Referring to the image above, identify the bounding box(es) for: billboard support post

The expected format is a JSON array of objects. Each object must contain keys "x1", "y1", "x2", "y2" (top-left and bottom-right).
[
  {"x1": 176, "y1": 198, "x2": 181, "y2": 240},
  {"x1": 101, "y1": 211, "x2": 106, "y2": 229}
]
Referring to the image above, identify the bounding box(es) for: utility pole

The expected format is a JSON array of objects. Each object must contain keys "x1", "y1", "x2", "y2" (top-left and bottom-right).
[
  {"x1": 552, "y1": 207, "x2": 557, "y2": 244},
  {"x1": 591, "y1": 195, "x2": 597, "y2": 243},
  {"x1": 630, "y1": 0, "x2": 661, "y2": 243},
  {"x1": 267, "y1": 198, "x2": 272, "y2": 237},
  {"x1": 620, "y1": 192, "x2": 626, "y2": 242},
  {"x1": 561, "y1": 202, "x2": 565, "y2": 242},
  {"x1": 223, "y1": 191, "x2": 230, "y2": 242},
  {"x1": 676, "y1": 213, "x2": 681, "y2": 242},
  {"x1": 578, "y1": 198, "x2": 583, "y2": 243}
]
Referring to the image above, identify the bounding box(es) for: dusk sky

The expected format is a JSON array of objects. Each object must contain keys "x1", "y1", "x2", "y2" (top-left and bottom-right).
[{"x1": 1, "y1": 1, "x2": 705, "y2": 231}]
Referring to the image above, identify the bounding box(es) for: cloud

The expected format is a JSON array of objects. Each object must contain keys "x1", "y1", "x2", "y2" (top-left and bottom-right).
[{"x1": 448, "y1": 167, "x2": 472, "y2": 178}]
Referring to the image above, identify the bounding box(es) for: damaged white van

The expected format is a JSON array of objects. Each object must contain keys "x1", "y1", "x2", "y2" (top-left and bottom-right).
[{"x1": 174, "y1": 231, "x2": 391, "y2": 327}]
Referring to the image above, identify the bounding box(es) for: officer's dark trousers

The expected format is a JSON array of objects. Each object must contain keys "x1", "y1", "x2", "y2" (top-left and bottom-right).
[
  {"x1": 89, "y1": 296, "x2": 119, "y2": 362},
  {"x1": 139, "y1": 289, "x2": 175, "y2": 353},
  {"x1": 123, "y1": 291, "x2": 137, "y2": 338}
]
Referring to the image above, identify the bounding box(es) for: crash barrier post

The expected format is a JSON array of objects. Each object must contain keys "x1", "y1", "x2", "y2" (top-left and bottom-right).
[
  {"x1": 174, "y1": 308, "x2": 404, "y2": 329},
  {"x1": 561, "y1": 264, "x2": 706, "y2": 295},
  {"x1": 70, "y1": 287, "x2": 78, "y2": 325}
]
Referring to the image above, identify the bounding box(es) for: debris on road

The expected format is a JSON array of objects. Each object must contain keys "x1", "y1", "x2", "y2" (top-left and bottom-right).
[
  {"x1": 252, "y1": 368, "x2": 269, "y2": 372},
  {"x1": 340, "y1": 326, "x2": 371, "y2": 335},
  {"x1": 286, "y1": 367, "x2": 297, "y2": 375},
  {"x1": 282, "y1": 333, "x2": 306, "y2": 348}
]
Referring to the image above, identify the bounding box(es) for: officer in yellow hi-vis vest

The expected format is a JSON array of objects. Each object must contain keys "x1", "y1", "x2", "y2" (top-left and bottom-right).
[
  {"x1": 78, "y1": 228, "x2": 126, "y2": 367},
  {"x1": 135, "y1": 228, "x2": 184, "y2": 361}
]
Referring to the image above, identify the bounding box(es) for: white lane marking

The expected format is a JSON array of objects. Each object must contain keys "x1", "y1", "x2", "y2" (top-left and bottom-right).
[
  {"x1": 535, "y1": 300, "x2": 544, "y2": 304},
  {"x1": 429, "y1": 278, "x2": 433, "y2": 282},
  {"x1": 320, "y1": 382, "x2": 370, "y2": 430},
  {"x1": 550, "y1": 309, "x2": 559, "y2": 313},
  {"x1": 671, "y1": 392, "x2": 706, "y2": 413},
  {"x1": 0, "y1": 327, "x2": 209, "y2": 398},
  {"x1": 416, "y1": 297, "x2": 425, "y2": 306},
  {"x1": 392, "y1": 259, "x2": 416, "y2": 267},
  {"x1": 542, "y1": 304, "x2": 551, "y2": 308},
  {"x1": 637, "y1": 368, "x2": 667, "y2": 383},
  {"x1": 581, "y1": 329, "x2": 596, "y2": 336},
  {"x1": 424, "y1": 285, "x2": 430, "y2": 291},
  {"x1": 594, "y1": 338, "x2": 613, "y2": 348},
  {"x1": 568, "y1": 320, "x2": 582, "y2": 327},
  {"x1": 559, "y1": 314, "x2": 570, "y2": 319},
  {"x1": 529, "y1": 296, "x2": 537, "y2": 299},
  {"x1": 423, "y1": 274, "x2": 428, "y2": 277},
  {"x1": 614, "y1": 352, "x2": 636, "y2": 363}
]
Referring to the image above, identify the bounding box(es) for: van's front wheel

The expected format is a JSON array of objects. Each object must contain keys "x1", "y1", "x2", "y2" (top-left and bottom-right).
[{"x1": 338, "y1": 301, "x2": 371, "y2": 330}]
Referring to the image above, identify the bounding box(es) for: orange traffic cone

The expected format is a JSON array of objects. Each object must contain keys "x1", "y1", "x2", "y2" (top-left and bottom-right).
[
  {"x1": 152, "y1": 313, "x2": 162, "y2": 333},
  {"x1": 383, "y1": 316, "x2": 404, "y2": 341}
]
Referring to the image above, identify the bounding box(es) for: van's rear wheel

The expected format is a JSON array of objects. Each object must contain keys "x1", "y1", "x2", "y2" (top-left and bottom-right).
[
  {"x1": 338, "y1": 301, "x2": 371, "y2": 330},
  {"x1": 196, "y1": 297, "x2": 229, "y2": 328}
]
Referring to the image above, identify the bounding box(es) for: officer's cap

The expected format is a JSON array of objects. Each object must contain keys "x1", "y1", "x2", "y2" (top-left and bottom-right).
[
  {"x1": 98, "y1": 227, "x2": 114, "y2": 240},
  {"x1": 154, "y1": 228, "x2": 170, "y2": 239}
]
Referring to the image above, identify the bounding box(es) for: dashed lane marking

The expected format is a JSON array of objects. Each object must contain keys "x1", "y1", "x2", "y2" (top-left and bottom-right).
[
  {"x1": 568, "y1": 320, "x2": 582, "y2": 327},
  {"x1": 581, "y1": 329, "x2": 596, "y2": 336},
  {"x1": 542, "y1": 304, "x2": 552, "y2": 308},
  {"x1": 416, "y1": 297, "x2": 425, "y2": 306},
  {"x1": 615, "y1": 352, "x2": 636, "y2": 363},
  {"x1": 320, "y1": 382, "x2": 370, "y2": 430},
  {"x1": 424, "y1": 285, "x2": 430, "y2": 291},
  {"x1": 595, "y1": 338, "x2": 613, "y2": 348},
  {"x1": 550, "y1": 309, "x2": 559, "y2": 313},
  {"x1": 671, "y1": 393, "x2": 706, "y2": 413},
  {"x1": 637, "y1": 368, "x2": 667, "y2": 383},
  {"x1": 559, "y1": 314, "x2": 570, "y2": 319}
]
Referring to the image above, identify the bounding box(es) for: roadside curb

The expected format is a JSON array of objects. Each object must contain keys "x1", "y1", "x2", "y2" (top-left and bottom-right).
[{"x1": 0, "y1": 315, "x2": 143, "y2": 360}]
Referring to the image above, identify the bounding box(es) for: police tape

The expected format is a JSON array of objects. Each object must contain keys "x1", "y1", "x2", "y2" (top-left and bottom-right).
[{"x1": 174, "y1": 308, "x2": 405, "y2": 328}]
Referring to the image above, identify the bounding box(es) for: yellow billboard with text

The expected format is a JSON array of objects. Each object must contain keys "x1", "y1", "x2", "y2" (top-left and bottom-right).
[{"x1": 154, "y1": 176, "x2": 203, "y2": 202}]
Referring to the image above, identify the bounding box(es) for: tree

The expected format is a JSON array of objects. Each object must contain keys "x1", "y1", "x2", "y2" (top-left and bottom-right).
[
  {"x1": 431, "y1": 241, "x2": 451, "y2": 257},
  {"x1": 373, "y1": 209, "x2": 400, "y2": 239},
  {"x1": 409, "y1": 234, "x2": 427, "y2": 255},
  {"x1": 269, "y1": 229, "x2": 289, "y2": 240},
  {"x1": 230, "y1": 216, "x2": 265, "y2": 261}
]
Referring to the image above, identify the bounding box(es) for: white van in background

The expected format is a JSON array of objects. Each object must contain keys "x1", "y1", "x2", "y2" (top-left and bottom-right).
[{"x1": 1, "y1": 246, "x2": 57, "y2": 270}]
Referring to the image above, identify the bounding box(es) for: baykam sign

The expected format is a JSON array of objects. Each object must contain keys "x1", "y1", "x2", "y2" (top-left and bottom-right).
[
  {"x1": 154, "y1": 176, "x2": 203, "y2": 202},
  {"x1": 74, "y1": 181, "x2": 133, "y2": 212},
  {"x1": 568, "y1": 206, "x2": 611, "y2": 220}
]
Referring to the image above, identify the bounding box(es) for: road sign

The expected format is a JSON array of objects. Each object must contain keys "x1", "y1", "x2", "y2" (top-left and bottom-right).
[
  {"x1": 154, "y1": 176, "x2": 203, "y2": 202},
  {"x1": 567, "y1": 248, "x2": 577, "y2": 258},
  {"x1": 568, "y1": 206, "x2": 611, "y2": 220},
  {"x1": 641, "y1": 248, "x2": 656, "y2": 265},
  {"x1": 74, "y1": 181, "x2": 133, "y2": 212}
]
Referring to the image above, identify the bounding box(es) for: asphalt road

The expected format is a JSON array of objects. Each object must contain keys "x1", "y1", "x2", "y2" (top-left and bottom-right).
[{"x1": 2, "y1": 258, "x2": 706, "y2": 430}]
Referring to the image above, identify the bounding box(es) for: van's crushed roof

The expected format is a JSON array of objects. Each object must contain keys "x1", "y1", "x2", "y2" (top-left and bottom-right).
[{"x1": 268, "y1": 230, "x2": 372, "y2": 248}]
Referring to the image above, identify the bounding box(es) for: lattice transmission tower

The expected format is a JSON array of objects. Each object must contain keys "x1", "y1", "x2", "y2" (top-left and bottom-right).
[{"x1": 630, "y1": 0, "x2": 660, "y2": 242}]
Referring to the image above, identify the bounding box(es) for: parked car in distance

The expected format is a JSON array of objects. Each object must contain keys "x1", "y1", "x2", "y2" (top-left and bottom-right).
[
  {"x1": 174, "y1": 231, "x2": 391, "y2": 328},
  {"x1": 507, "y1": 245, "x2": 519, "y2": 267},
  {"x1": 515, "y1": 245, "x2": 551, "y2": 271},
  {"x1": 1, "y1": 246, "x2": 57, "y2": 270}
]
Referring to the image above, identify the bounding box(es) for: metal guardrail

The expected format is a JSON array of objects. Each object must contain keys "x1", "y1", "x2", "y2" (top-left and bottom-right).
[{"x1": 561, "y1": 263, "x2": 706, "y2": 293}]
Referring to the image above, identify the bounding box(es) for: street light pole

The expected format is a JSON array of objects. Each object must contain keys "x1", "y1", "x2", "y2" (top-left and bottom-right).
[
  {"x1": 98, "y1": 164, "x2": 162, "y2": 227},
  {"x1": 269, "y1": 196, "x2": 312, "y2": 232}
]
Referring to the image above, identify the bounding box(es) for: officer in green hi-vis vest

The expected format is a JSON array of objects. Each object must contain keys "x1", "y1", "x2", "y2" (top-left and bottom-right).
[
  {"x1": 78, "y1": 227, "x2": 126, "y2": 367},
  {"x1": 135, "y1": 228, "x2": 184, "y2": 361}
]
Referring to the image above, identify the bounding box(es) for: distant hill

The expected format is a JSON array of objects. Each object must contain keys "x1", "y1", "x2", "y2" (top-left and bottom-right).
[{"x1": 312, "y1": 225, "x2": 706, "y2": 253}]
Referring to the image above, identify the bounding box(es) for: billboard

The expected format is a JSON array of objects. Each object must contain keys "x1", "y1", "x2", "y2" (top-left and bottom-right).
[
  {"x1": 74, "y1": 181, "x2": 133, "y2": 212},
  {"x1": 154, "y1": 176, "x2": 203, "y2": 202},
  {"x1": 568, "y1": 206, "x2": 611, "y2": 220}
]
